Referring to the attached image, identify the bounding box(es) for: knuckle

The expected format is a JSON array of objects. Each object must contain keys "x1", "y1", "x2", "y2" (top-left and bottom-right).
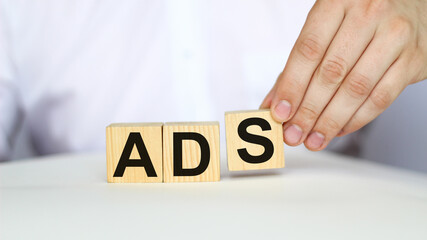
[
  {"x1": 296, "y1": 103, "x2": 319, "y2": 128},
  {"x1": 350, "y1": 0, "x2": 391, "y2": 26},
  {"x1": 297, "y1": 35, "x2": 324, "y2": 61},
  {"x1": 286, "y1": 75, "x2": 305, "y2": 93},
  {"x1": 321, "y1": 116, "x2": 342, "y2": 131},
  {"x1": 349, "y1": 116, "x2": 365, "y2": 131},
  {"x1": 345, "y1": 73, "x2": 372, "y2": 98},
  {"x1": 352, "y1": 15, "x2": 371, "y2": 26},
  {"x1": 344, "y1": 115, "x2": 369, "y2": 134},
  {"x1": 318, "y1": 56, "x2": 347, "y2": 86},
  {"x1": 299, "y1": 104, "x2": 318, "y2": 120},
  {"x1": 363, "y1": 0, "x2": 391, "y2": 17},
  {"x1": 277, "y1": 74, "x2": 305, "y2": 97},
  {"x1": 318, "y1": 0, "x2": 340, "y2": 7},
  {"x1": 370, "y1": 89, "x2": 392, "y2": 109},
  {"x1": 387, "y1": 16, "x2": 413, "y2": 44}
]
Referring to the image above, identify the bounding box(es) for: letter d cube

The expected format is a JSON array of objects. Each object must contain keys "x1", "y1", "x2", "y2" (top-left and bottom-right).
[{"x1": 163, "y1": 122, "x2": 220, "y2": 183}]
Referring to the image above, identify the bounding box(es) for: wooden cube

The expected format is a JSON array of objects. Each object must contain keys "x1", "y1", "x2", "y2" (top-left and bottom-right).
[
  {"x1": 163, "y1": 122, "x2": 220, "y2": 182},
  {"x1": 225, "y1": 110, "x2": 285, "y2": 171},
  {"x1": 106, "y1": 123, "x2": 163, "y2": 183}
]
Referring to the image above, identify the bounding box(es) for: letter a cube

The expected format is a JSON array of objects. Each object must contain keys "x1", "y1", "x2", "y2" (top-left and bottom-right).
[{"x1": 106, "y1": 123, "x2": 163, "y2": 183}]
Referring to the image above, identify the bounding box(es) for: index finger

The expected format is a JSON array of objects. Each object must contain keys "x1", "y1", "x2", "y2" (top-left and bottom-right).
[{"x1": 269, "y1": 0, "x2": 345, "y2": 122}]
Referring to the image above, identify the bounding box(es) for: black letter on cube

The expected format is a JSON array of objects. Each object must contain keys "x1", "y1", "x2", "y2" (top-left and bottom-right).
[
  {"x1": 237, "y1": 117, "x2": 274, "y2": 164},
  {"x1": 173, "y1": 132, "x2": 210, "y2": 176},
  {"x1": 113, "y1": 132, "x2": 158, "y2": 177}
]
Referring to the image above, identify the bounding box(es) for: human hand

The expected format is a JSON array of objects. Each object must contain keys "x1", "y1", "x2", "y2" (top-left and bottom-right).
[{"x1": 261, "y1": 0, "x2": 427, "y2": 151}]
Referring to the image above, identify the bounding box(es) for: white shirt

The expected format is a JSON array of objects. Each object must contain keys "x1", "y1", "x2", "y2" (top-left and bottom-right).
[{"x1": 1, "y1": 0, "x2": 426, "y2": 172}]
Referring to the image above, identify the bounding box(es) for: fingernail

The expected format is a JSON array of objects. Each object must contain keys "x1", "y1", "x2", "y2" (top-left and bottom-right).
[
  {"x1": 284, "y1": 124, "x2": 302, "y2": 145},
  {"x1": 274, "y1": 100, "x2": 291, "y2": 122},
  {"x1": 306, "y1": 132, "x2": 325, "y2": 149}
]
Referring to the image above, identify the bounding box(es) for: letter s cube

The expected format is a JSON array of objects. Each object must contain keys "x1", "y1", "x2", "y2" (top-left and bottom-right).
[{"x1": 225, "y1": 110, "x2": 285, "y2": 171}]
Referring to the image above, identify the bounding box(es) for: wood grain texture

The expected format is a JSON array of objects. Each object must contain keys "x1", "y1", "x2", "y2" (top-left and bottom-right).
[
  {"x1": 225, "y1": 110, "x2": 285, "y2": 171},
  {"x1": 163, "y1": 122, "x2": 220, "y2": 183},
  {"x1": 106, "y1": 123, "x2": 163, "y2": 183}
]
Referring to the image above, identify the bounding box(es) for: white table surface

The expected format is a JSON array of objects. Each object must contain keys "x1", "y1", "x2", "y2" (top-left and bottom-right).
[{"x1": 1, "y1": 149, "x2": 427, "y2": 240}]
